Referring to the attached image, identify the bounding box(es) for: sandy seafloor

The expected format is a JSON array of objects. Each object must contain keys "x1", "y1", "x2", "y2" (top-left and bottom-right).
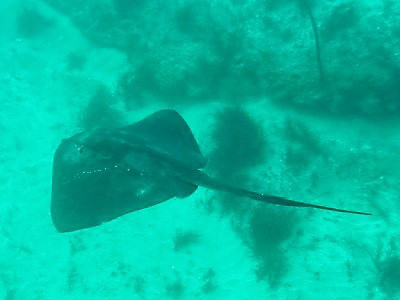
[{"x1": 1, "y1": 1, "x2": 400, "y2": 299}]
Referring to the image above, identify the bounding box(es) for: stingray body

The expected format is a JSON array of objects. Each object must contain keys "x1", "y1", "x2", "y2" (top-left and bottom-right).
[{"x1": 51, "y1": 110, "x2": 370, "y2": 233}]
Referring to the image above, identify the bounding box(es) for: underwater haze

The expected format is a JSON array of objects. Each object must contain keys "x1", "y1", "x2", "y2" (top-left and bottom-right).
[{"x1": 1, "y1": 0, "x2": 399, "y2": 299}]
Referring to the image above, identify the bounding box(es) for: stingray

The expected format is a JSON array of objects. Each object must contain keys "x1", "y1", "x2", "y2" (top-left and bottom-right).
[{"x1": 51, "y1": 110, "x2": 370, "y2": 232}]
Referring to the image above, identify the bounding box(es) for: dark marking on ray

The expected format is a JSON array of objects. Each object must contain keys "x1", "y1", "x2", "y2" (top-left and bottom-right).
[{"x1": 51, "y1": 109, "x2": 371, "y2": 233}]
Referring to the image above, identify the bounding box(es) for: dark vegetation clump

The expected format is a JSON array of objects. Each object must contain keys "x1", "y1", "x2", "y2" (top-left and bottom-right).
[
  {"x1": 66, "y1": 52, "x2": 87, "y2": 71},
  {"x1": 114, "y1": 262, "x2": 131, "y2": 277},
  {"x1": 117, "y1": 65, "x2": 158, "y2": 109},
  {"x1": 201, "y1": 268, "x2": 218, "y2": 294},
  {"x1": 113, "y1": 0, "x2": 146, "y2": 17},
  {"x1": 205, "y1": 107, "x2": 301, "y2": 289},
  {"x1": 118, "y1": 48, "x2": 214, "y2": 106},
  {"x1": 133, "y1": 275, "x2": 146, "y2": 296},
  {"x1": 331, "y1": 71, "x2": 400, "y2": 117},
  {"x1": 67, "y1": 236, "x2": 87, "y2": 293},
  {"x1": 284, "y1": 119, "x2": 322, "y2": 155},
  {"x1": 44, "y1": 0, "x2": 400, "y2": 118},
  {"x1": 208, "y1": 107, "x2": 267, "y2": 178},
  {"x1": 264, "y1": 0, "x2": 293, "y2": 10},
  {"x1": 67, "y1": 263, "x2": 79, "y2": 293},
  {"x1": 17, "y1": 7, "x2": 54, "y2": 38},
  {"x1": 245, "y1": 206, "x2": 300, "y2": 288},
  {"x1": 378, "y1": 256, "x2": 400, "y2": 296},
  {"x1": 165, "y1": 277, "x2": 184, "y2": 299},
  {"x1": 2, "y1": 226, "x2": 32, "y2": 255},
  {"x1": 69, "y1": 236, "x2": 86, "y2": 256},
  {"x1": 117, "y1": 70, "x2": 139, "y2": 110},
  {"x1": 173, "y1": 230, "x2": 201, "y2": 252},
  {"x1": 80, "y1": 85, "x2": 122, "y2": 131},
  {"x1": 208, "y1": 29, "x2": 266, "y2": 102},
  {"x1": 174, "y1": 2, "x2": 211, "y2": 36},
  {"x1": 0, "y1": 274, "x2": 17, "y2": 300},
  {"x1": 206, "y1": 107, "x2": 268, "y2": 216},
  {"x1": 110, "y1": 3, "x2": 265, "y2": 105},
  {"x1": 213, "y1": 176, "x2": 253, "y2": 217},
  {"x1": 323, "y1": 2, "x2": 360, "y2": 41},
  {"x1": 264, "y1": 0, "x2": 317, "y2": 12},
  {"x1": 283, "y1": 119, "x2": 324, "y2": 174},
  {"x1": 370, "y1": 239, "x2": 400, "y2": 297},
  {"x1": 249, "y1": 207, "x2": 299, "y2": 252}
]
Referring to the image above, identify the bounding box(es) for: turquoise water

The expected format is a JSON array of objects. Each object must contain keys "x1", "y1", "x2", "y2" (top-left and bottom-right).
[{"x1": 1, "y1": 0, "x2": 399, "y2": 299}]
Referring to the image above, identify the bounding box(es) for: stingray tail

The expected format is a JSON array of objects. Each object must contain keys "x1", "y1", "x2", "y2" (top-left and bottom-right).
[
  {"x1": 190, "y1": 171, "x2": 371, "y2": 216},
  {"x1": 250, "y1": 194, "x2": 371, "y2": 216}
]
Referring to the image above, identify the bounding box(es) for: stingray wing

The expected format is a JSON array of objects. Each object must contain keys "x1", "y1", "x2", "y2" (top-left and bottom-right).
[
  {"x1": 119, "y1": 110, "x2": 207, "y2": 169},
  {"x1": 51, "y1": 110, "x2": 206, "y2": 233}
]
